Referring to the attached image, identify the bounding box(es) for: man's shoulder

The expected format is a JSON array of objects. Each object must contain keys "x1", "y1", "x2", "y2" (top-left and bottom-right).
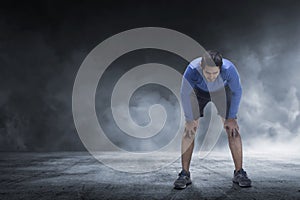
[
  {"x1": 221, "y1": 58, "x2": 240, "y2": 80},
  {"x1": 189, "y1": 57, "x2": 202, "y2": 69},
  {"x1": 222, "y1": 58, "x2": 235, "y2": 70}
]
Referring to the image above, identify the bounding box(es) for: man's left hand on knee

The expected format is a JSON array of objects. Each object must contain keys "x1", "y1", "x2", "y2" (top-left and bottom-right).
[{"x1": 224, "y1": 118, "x2": 239, "y2": 137}]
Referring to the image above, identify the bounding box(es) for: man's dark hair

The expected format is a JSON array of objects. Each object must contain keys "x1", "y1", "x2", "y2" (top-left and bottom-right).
[{"x1": 200, "y1": 50, "x2": 223, "y2": 70}]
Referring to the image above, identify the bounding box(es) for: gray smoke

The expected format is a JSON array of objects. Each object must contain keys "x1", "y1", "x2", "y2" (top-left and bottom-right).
[
  {"x1": 213, "y1": 11, "x2": 300, "y2": 154},
  {"x1": 1, "y1": 1, "x2": 299, "y2": 153}
]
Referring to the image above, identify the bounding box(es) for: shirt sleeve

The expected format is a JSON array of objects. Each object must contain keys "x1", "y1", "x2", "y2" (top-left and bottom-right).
[
  {"x1": 226, "y1": 64, "x2": 242, "y2": 119},
  {"x1": 180, "y1": 65, "x2": 197, "y2": 122}
]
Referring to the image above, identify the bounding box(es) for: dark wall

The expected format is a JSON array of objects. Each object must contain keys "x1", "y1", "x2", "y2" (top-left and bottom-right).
[{"x1": 1, "y1": 0, "x2": 300, "y2": 151}]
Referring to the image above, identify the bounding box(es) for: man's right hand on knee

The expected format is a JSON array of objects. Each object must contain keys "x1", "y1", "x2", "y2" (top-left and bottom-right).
[{"x1": 184, "y1": 120, "x2": 198, "y2": 139}]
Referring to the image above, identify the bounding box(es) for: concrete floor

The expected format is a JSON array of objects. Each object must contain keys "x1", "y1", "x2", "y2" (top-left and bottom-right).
[{"x1": 1, "y1": 151, "x2": 300, "y2": 200}]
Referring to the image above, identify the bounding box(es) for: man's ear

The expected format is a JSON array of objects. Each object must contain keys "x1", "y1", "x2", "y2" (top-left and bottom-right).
[
  {"x1": 200, "y1": 61, "x2": 205, "y2": 69},
  {"x1": 200, "y1": 64, "x2": 205, "y2": 70}
]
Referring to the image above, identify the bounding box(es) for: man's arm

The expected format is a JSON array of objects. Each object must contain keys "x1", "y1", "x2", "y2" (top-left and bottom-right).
[
  {"x1": 226, "y1": 64, "x2": 242, "y2": 119},
  {"x1": 180, "y1": 66, "x2": 196, "y2": 122},
  {"x1": 224, "y1": 63, "x2": 242, "y2": 136}
]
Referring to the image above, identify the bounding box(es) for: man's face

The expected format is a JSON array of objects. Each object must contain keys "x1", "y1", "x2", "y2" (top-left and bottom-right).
[{"x1": 202, "y1": 66, "x2": 220, "y2": 82}]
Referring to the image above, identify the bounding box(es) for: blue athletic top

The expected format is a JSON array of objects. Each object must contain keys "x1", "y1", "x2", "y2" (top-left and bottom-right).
[{"x1": 180, "y1": 57, "x2": 242, "y2": 121}]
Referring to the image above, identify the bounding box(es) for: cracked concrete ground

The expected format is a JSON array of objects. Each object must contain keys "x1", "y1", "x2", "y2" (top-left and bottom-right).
[{"x1": 1, "y1": 151, "x2": 300, "y2": 200}]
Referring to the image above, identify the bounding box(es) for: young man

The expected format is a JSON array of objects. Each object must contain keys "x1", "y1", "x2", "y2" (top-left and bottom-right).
[{"x1": 174, "y1": 50, "x2": 251, "y2": 189}]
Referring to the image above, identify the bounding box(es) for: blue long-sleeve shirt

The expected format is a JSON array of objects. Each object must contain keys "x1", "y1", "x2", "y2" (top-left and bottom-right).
[{"x1": 180, "y1": 57, "x2": 242, "y2": 121}]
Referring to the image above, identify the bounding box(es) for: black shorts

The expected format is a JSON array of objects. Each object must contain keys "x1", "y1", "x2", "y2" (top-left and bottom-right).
[{"x1": 191, "y1": 86, "x2": 232, "y2": 119}]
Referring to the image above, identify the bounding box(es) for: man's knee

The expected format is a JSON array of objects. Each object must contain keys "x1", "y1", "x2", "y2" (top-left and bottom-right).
[
  {"x1": 183, "y1": 121, "x2": 198, "y2": 140},
  {"x1": 183, "y1": 129, "x2": 196, "y2": 140},
  {"x1": 225, "y1": 128, "x2": 240, "y2": 139}
]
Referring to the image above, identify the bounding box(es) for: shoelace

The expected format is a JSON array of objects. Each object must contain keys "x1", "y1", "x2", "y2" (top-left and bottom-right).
[
  {"x1": 178, "y1": 171, "x2": 190, "y2": 178},
  {"x1": 238, "y1": 170, "x2": 250, "y2": 180}
]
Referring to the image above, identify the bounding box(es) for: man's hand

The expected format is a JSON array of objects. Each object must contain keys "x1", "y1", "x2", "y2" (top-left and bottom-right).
[
  {"x1": 184, "y1": 120, "x2": 198, "y2": 139},
  {"x1": 224, "y1": 118, "x2": 239, "y2": 137}
]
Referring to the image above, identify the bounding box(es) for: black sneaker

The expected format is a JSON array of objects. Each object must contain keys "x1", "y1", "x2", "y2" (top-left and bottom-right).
[
  {"x1": 174, "y1": 170, "x2": 192, "y2": 189},
  {"x1": 232, "y1": 168, "x2": 252, "y2": 187}
]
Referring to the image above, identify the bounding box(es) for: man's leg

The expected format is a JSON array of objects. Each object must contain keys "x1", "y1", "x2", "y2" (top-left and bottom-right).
[
  {"x1": 222, "y1": 118, "x2": 242, "y2": 171},
  {"x1": 181, "y1": 119, "x2": 199, "y2": 172},
  {"x1": 222, "y1": 118, "x2": 251, "y2": 187},
  {"x1": 174, "y1": 119, "x2": 199, "y2": 189},
  {"x1": 174, "y1": 89, "x2": 204, "y2": 189}
]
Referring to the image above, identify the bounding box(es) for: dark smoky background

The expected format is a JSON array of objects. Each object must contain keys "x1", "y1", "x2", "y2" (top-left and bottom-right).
[{"x1": 0, "y1": 0, "x2": 300, "y2": 152}]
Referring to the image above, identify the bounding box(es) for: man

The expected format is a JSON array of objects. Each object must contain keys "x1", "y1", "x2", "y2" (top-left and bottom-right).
[{"x1": 174, "y1": 50, "x2": 251, "y2": 189}]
